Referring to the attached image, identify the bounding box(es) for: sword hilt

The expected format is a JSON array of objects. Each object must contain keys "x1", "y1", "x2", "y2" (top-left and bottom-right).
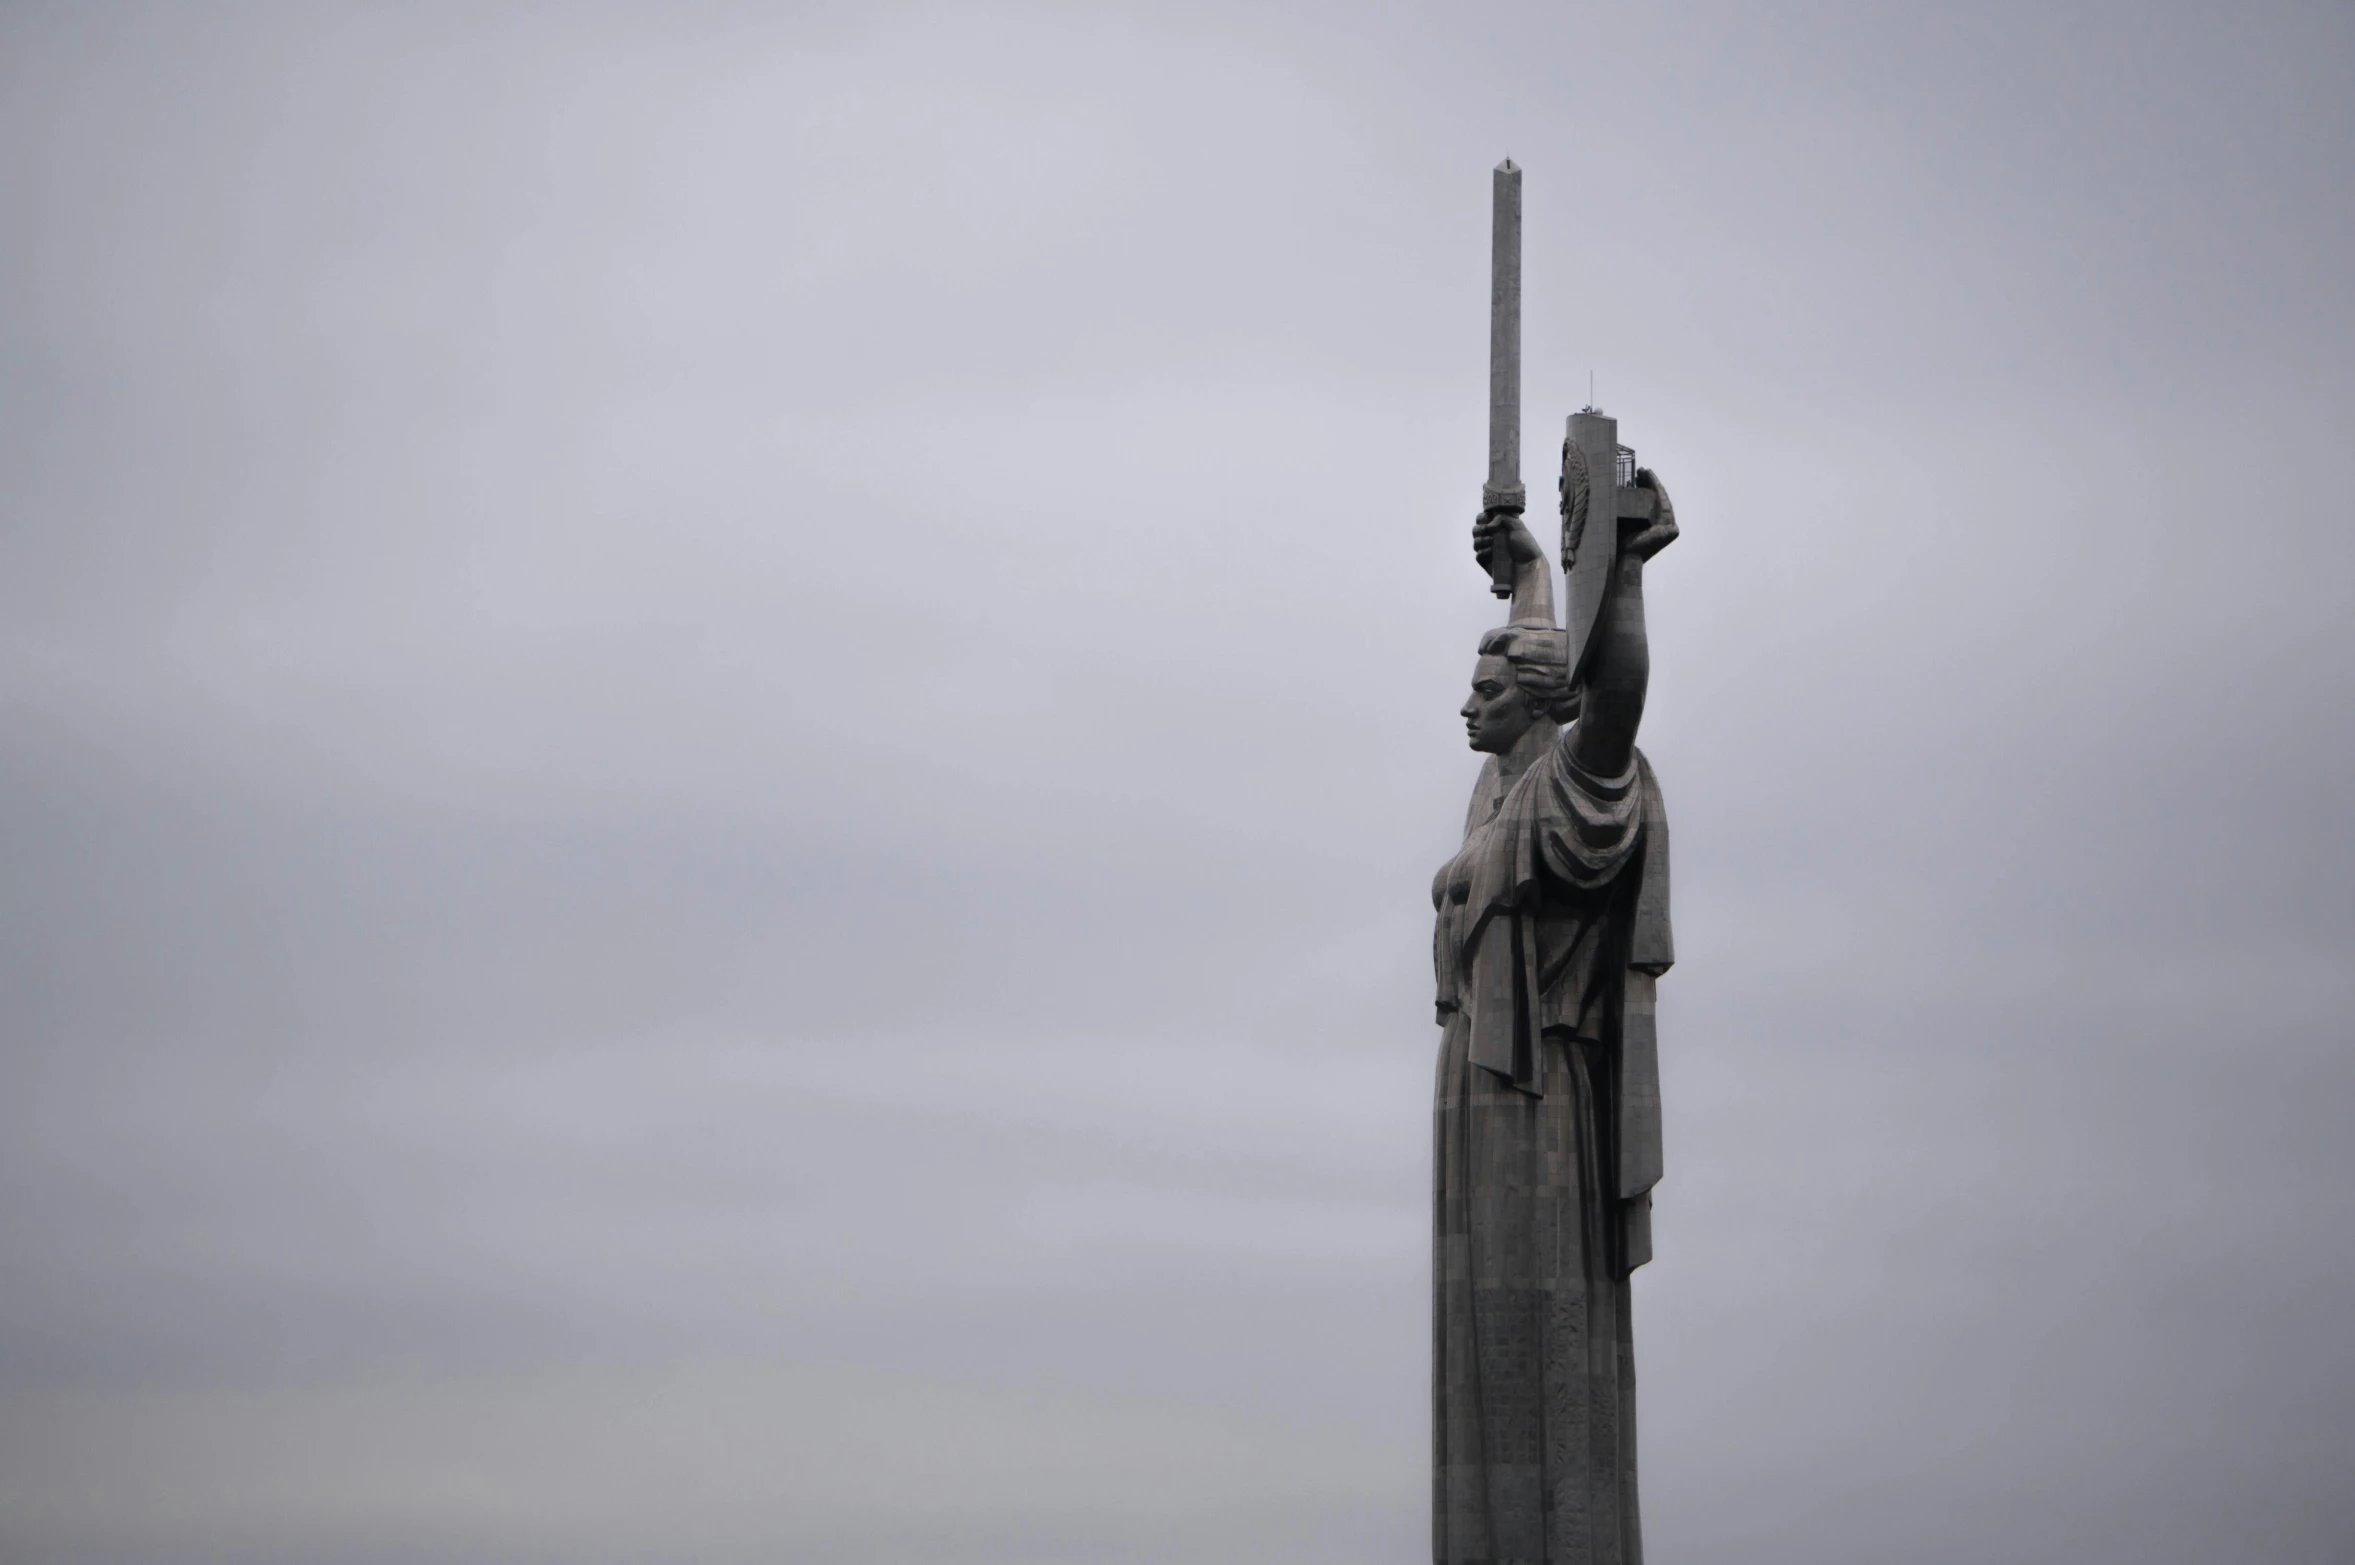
[{"x1": 1480, "y1": 482, "x2": 1525, "y2": 598}]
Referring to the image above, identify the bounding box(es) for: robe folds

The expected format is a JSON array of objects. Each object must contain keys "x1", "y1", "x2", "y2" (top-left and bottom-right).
[{"x1": 1430, "y1": 725, "x2": 1671, "y2": 1565}]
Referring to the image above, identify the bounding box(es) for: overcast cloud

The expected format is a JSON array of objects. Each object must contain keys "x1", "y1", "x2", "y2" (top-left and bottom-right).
[{"x1": 2, "y1": 2, "x2": 2351, "y2": 1562}]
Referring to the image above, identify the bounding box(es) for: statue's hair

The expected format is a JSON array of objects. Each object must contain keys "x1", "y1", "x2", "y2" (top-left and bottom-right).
[{"x1": 1477, "y1": 624, "x2": 1581, "y2": 723}]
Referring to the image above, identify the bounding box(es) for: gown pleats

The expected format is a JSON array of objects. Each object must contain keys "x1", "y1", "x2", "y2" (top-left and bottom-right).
[{"x1": 1433, "y1": 1023, "x2": 1640, "y2": 1565}]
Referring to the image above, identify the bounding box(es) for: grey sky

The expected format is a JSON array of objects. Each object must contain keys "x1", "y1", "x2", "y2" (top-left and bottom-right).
[{"x1": 1, "y1": 2, "x2": 2350, "y2": 1562}]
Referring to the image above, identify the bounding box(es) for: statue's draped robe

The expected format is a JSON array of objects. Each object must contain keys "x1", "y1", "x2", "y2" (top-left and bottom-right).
[{"x1": 1432, "y1": 724, "x2": 1671, "y2": 1565}]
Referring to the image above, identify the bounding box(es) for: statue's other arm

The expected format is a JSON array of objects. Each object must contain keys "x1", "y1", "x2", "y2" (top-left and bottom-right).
[{"x1": 1570, "y1": 471, "x2": 1679, "y2": 779}]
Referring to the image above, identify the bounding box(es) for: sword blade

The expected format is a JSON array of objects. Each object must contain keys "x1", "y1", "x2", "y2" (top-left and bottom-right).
[{"x1": 1484, "y1": 159, "x2": 1523, "y2": 597}]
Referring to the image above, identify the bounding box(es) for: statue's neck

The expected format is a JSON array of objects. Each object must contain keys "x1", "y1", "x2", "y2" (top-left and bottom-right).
[{"x1": 1493, "y1": 718, "x2": 1559, "y2": 795}]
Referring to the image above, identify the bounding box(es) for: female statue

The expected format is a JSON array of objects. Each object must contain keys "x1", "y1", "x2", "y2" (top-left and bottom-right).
[{"x1": 1432, "y1": 473, "x2": 1679, "y2": 1564}]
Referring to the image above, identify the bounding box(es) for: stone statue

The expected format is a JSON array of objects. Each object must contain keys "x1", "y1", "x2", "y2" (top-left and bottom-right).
[
  {"x1": 1430, "y1": 452, "x2": 1678, "y2": 1565},
  {"x1": 1431, "y1": 160, "x2": 1682, "y2": 1562}
]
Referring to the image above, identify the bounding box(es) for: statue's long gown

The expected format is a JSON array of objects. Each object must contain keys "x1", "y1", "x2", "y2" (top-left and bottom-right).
[{"x1": 1431, "y1": 723, "x2": 1672, "y2": 1565}]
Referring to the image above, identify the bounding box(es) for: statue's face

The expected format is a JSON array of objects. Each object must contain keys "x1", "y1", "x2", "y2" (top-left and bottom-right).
[{"x1": 1462, "y1": 653, "x2": 1534, "y2": 754}]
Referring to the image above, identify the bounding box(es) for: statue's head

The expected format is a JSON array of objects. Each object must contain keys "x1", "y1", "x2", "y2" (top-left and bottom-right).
[{"x1": 1462, "y1": 625, "x2": 1577, "y2": 753}]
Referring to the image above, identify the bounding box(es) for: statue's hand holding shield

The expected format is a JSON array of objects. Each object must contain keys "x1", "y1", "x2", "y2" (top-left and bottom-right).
[{"x1": 1623, "y1": 468, "x2": 1680, "y2": 564}]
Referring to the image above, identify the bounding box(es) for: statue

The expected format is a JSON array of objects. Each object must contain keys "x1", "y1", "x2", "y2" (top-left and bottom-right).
[{"x1": 1431, "y1": 161, "x2": 1679, "y2": 1564}]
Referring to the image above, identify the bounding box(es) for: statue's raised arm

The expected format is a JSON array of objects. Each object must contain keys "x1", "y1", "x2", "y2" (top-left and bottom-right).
[{"x1": 1570, "y1": 467, "x2": 1680, "y2": 779}]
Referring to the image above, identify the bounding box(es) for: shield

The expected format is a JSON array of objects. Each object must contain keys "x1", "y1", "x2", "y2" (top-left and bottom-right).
[{"x1": 1560, "y1": 409, "x2": 1654, "y2": 680}]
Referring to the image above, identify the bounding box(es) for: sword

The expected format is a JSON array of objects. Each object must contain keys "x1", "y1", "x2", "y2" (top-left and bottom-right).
[{"x1": 1481, "y1": 158, "x2": 1523, "y2": 599}]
